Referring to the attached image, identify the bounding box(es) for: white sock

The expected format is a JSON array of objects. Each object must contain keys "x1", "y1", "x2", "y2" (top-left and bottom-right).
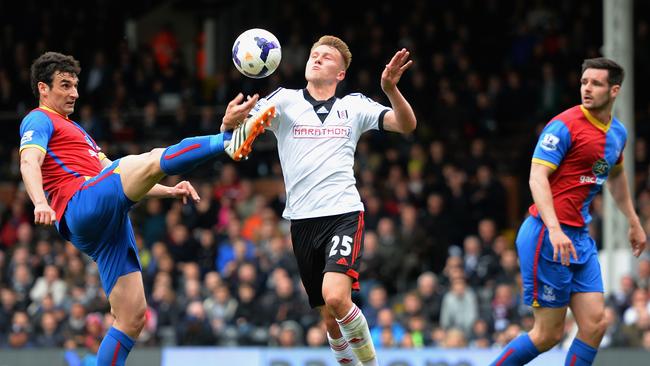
[
  {"x1": 328, "y1": 332, "x2": 360, "y2": 366},
  {"x1": 336, "y1": 304, "x2": 378, "y2": 366}
]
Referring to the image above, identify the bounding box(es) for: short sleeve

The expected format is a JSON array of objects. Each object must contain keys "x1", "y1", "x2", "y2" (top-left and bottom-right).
[
  {"x1": 531, "y1": 120, "x2": 572, "y2": 170},
  {"x1": 348, "y1": 93, "x2": 391, "y2": 133},
  {"x1": 19, "y1": 111, "x2": 53, "y2": 154}
]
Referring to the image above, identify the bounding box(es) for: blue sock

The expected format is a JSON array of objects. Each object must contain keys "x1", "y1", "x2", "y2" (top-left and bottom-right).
[
  {"x1": 96, "y1": 327, "x2": 135, "y2": 366},
  {"x1": 565, "y1": 338, "x2": 597, "y2": 366},
  {"x1": 159, "y1": 132, "x2": 231, "y2": 175},
  {"x1": 489, "y1": 334, "x2": 540, "y2": 366}
]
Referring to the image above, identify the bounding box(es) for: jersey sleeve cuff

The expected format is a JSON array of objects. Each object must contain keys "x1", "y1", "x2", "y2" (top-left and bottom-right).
[
  {"x1": 378, "y1": 109, "x2": 389, "y2": 131},
  {"x1": 531, "y1": 158, "x2": 557, "y2": 170},
  {"x1": 19, "y1": 144, "x2": 47, "y2": 154}
]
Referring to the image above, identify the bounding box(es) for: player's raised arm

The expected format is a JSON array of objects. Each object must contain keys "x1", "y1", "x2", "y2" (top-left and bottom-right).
[
  {"x1": 20, "y1": 148, "x2": 56, "y2": 225},
  {"x1": 380, "y1": 48, "x2": 416, "y2": 134},
  {"x1": 606, "y1": 168, "x2": 647, "y2": 257}
]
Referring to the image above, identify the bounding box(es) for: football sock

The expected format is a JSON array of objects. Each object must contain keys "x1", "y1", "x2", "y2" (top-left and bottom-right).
[
  {"x1": 564, "y1": 338, "x2": 597, "y2": 366},
  {"x1": 489, "y1": 333, "x2": 540, "y2": 366},
  {"x1": 96, "y1": 326, "x2": 135, "y2": 366},
  {"x1": 328, "y1": 332, "x2": 360, "y2": 366},
  {"x1": 160, "y1": 132, "x2": 231, "y2": 175},
  {"x1": 336, "y1": 304, "x2": 377, "y2": 366}
]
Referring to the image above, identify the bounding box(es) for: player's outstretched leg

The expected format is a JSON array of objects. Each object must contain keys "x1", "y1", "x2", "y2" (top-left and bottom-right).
[
  {"x1": 117, "y1": 131, "x2": 231, "y2": 202},
  {"x1": 96, "y1": 272, "x2": 145, "y2": 366},
  {"x1": 322, "y1": 272, "x2": 377, "y2": 366}
]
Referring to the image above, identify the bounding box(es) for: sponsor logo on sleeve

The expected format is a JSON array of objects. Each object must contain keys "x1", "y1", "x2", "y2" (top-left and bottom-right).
[
  {"x1": 20, "y1": 130, "x2": 34, "y2": 145},
  {"x1": 540, "y1": 133, "x2": 560, "y2": 151}
]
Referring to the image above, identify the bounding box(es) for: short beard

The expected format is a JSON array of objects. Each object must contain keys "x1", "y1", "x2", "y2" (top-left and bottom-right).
[{"x1": 584, "y1": 95, "x2": 610, "y2": 112}]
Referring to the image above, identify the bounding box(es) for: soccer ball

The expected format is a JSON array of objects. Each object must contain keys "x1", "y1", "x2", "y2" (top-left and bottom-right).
[{"x1": 232, "y1": 28, "x2": 281, "y2": 79}]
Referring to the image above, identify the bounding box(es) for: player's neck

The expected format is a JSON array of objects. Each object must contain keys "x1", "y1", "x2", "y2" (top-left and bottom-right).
[
  {"x1": 583, "y1": 104, "x2": 612, "y2": 125},
  {"x1": 39, "y1": 103, "x2": 68, "y2": 118},
  {"x1": 306, "y1": 82, "x2": 336, "y2": 101}
]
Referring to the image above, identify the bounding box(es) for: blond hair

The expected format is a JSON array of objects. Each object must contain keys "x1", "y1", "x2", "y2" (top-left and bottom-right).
[{"x1": 311, "y1": 35, "x2": 352, "y2": 70}]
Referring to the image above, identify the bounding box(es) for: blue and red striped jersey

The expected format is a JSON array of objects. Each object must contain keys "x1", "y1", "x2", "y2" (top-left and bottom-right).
[
  {"x1": 529, "y1": 105, "x2": 627, "y2": 227},
  {"x1": 19, "y1": 106, "x2": 103, "y2": 221}
]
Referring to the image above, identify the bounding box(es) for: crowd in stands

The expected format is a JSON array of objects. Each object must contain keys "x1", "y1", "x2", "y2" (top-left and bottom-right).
[{"x1": 1, "y1": 0, "x2": 650, "y2": 353}]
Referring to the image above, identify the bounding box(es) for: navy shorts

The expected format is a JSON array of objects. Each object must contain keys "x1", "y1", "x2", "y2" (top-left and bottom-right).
[
  {"x1": 58, "y1": 160, "x2": 141, "y2": 296},
  {"x1": 290, "y1": 211, "x2": 365, "y2": 308}
]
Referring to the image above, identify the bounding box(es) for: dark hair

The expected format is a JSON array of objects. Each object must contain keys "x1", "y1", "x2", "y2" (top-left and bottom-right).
[
  {"x1": 30, "y1": 52, "x2": 81, "y2": 98},
  {"x1": 581, "y1": 57, "x2": 624, "y2": 86}
]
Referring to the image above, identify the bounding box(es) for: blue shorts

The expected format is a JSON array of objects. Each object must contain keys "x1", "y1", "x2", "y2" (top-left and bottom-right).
[
  {"x1": 57, "y1": 160, "x2": 141, "y2": 296},
  {"x1": 517, "y1": 216, "x2": 603, "y2": 308}
]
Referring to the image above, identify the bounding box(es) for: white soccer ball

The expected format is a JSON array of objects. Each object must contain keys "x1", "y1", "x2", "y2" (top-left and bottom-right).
[{"x1": 232, "y1": 28, "x2": 282, "y2": 79}]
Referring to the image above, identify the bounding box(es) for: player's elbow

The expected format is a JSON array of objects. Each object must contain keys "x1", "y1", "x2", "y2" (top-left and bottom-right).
[{"x1": 399, "y1": 118, "x2": 417, "y2": 134}]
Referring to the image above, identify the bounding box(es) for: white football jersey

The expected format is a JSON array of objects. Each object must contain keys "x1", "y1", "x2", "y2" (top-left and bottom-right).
[{"x1": 253, "y1": 88, "x2": 390, "y2": 219}]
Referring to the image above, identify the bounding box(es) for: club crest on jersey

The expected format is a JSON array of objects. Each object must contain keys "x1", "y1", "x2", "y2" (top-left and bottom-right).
[
  {"x1": 592, "y1": 158, "x2": 609, "y2": 176},
  {"x1": 540, "y1": 133, "x2": 560, "y2": 151},
  {"x1": 337, "y1": 110, "x2": 348, "y2": 119}
]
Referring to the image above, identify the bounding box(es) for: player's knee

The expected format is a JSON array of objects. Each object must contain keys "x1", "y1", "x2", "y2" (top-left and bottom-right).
[
  {"x1": 584, "y1": 312, "x2": 607, "y2": 339},
  {"x1": 145, "y1": 148, "x2": 165, "y2": 176},
  {"x1": 129, "y1": 304, "x2": 147, "y2": 334},
  {"x1": 533, "y1": 328, "x2": 563, "y2": 351},
  {"x1": 323, "y1": 291, "x2": 349, "y2": 314}
]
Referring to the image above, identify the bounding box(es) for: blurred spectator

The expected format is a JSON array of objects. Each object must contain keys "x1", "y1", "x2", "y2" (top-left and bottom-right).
[
  {"x1": 370, "y1": 308, "x2": 406, "y2": 348},
  {"x1": 5, "y1": 310, "x2": 33, "y2": 348},
  {"x1": 440, "y1": 277, "x2": 478, "y2": 336},
  {"x1": 203, "y1": 284, "x2": 237, "y2": 334},
  {"x1": 176, "y1": 301, "x2": 216, "y2": 345},
  {"x1": 34, "y1": 311, "x2": 64, "y2": 347},
  {"x1": 29, "y1": 264, "x2": 67, "y2": 307}
]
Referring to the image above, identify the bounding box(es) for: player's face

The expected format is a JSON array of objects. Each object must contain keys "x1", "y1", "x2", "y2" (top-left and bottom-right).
[
  {"x1": 580, "y1": 68, "x2": 619, "y2": 111},
  {"x1": 305, "y1": 45, "x2": 346, "y2": 84},
  {"x1": 39, "y1": 71, "x2": 79, "y2": 117}
]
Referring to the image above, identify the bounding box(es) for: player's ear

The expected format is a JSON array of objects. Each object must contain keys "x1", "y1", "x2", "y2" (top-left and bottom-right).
[
  {"x1": 610, "y1": 84, "x2": 621, "y2": 98},
  {"x1": 336, "y1": 69, "x2": 346, "y2": 82},
  {"x1": 37, "y1": 81, "x2": 49, "y2": 96}
]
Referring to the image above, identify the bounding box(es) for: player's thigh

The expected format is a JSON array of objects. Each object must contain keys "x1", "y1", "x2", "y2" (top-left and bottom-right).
[
  {"x1": 517, "y1": 217, "x2": 572, "y2": 307},
  {"x1": 322, "y1": 272, "x2": 353, "y2": 301},
  {"x1": 109, "y1": 271, "x2": 146, "y2": 320},
  {"x1": 570, "y1": 250, "x2": 605, "y2": 324},
  {"x1": 322, "y1": 212, "x2": 364, "y2": 289},
  {"x1": 117, "y1": 149, "x2": 166, "y2": 202},
  {"x1": 290, "y1": 220, "x2": 327, "y2": 308}
]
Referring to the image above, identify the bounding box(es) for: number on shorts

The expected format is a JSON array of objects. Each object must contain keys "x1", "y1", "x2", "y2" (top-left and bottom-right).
[{"x1": 329, "y1": 235, "x2": 353, "y2": 257}]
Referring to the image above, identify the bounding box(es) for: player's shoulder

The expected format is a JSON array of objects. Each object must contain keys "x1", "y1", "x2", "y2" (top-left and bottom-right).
[
  {"x1": 342, "y1": 92, "x2": 372, "y2": 101},
  {"x1": 266, "y1": 87, "x2": 300, "y2": 100},
  {"x1": 20, "y1": 108, "x2": 53, "y2": 128}
]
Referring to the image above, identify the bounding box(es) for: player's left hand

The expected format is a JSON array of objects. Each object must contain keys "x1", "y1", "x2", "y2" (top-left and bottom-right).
[
  {"x1": 629, "y1": 221, "x2": 647, "y2": 257},
  {"x1": 170, "y1": 180, "x2": 200, "y2": 204},
  {"x1": 381, "y1": 48, "x2": 413, "y2": 92}
]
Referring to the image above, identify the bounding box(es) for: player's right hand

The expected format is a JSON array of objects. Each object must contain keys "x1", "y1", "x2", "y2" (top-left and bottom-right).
[
  {"x1": 549, "y1": 228, "x2": 577, "y2": 266},
  {"x1": 34, "y1": 202, "x2": 56, "y2": 226},
  {"x1": 221, "y1": 93, "x2": 259, "y2": 131}
]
